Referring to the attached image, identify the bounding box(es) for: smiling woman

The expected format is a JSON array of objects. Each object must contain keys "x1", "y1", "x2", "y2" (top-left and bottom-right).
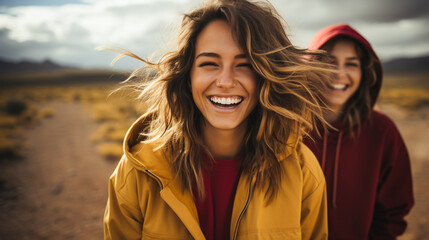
[
  {"x1": 304, "y1": 23, "x2": 414, "y2": 240},
  {"x1": 103, "y1": 1, "x2": 334, "y2": 240}
]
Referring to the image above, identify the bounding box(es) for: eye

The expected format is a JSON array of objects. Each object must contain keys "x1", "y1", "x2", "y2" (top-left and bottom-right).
[
  {"x1": 198, "y1": 62, "x2": 218, "y2": 67},
  {"x1": 237, "y1": 63, "x2": 252, "y2": 68},
  {"x1": 346, "y1": 62, "x2": 360, "y2": 67}
]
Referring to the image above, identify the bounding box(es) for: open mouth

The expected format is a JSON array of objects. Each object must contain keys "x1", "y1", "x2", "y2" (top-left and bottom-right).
[
  {"x1": 209, "y1": 96, "x2": 243, "y2": 109},
  {"x1": 328, "y1": 83, "x2": 349, "y2": 91}
]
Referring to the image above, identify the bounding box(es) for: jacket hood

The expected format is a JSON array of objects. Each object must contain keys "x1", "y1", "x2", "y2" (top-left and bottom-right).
[
  {"x1": 122, "y1": 115, "x2": 176, "y2": 188},
  {"x1": 308, "y1": 23, "x2": 383, "y2": 109}
]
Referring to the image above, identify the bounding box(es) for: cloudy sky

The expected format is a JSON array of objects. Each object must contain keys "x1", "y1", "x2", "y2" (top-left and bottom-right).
[{"x1": 0, "y1": 0, "x2": 428, "y2": 70}]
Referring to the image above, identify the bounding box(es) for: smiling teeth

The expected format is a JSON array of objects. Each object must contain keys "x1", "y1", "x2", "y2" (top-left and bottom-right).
[
  {"x1": 331, "y1": 84, "x2": 347, "y2": 90},
  {"x1": 210, "y1": 96, "x2": 242, "y2": 105}
]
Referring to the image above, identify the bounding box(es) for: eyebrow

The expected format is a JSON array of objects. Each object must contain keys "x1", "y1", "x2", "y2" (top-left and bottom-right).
[
  {"x1": 347, "y1": 57, "x2": 360, "y2": 61},
  {"x1": 195, "y1": 52, "x2": 247, "y2": 60}
]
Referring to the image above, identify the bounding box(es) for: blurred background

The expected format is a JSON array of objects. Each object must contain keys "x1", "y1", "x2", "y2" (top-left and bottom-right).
[{"x1": 0, "y1": 0, "x2": 428, "y2": 239}]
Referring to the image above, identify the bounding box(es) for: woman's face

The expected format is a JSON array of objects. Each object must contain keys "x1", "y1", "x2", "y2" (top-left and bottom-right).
[
  {"x1": 190, "y1": 20, "x2": 258, "y2": 131},
  {"x1": 325, "y1": 39, "x2": 362, "y2": 112}
]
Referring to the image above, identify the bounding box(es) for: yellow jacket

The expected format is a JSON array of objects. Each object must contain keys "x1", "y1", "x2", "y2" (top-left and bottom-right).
[{"x1": 104, "y1": 117, "x2": 328, "y2": 240}]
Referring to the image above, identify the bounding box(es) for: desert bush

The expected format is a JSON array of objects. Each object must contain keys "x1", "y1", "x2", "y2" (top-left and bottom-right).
[
  {"x1": 91, "y1": 123, "x2": 115, "y2": 142},
  {"x1": 379, "y1": 88, "x2": 429, "y2": 109},
  {"x1": 5, "y1": 100, "x2": 28, "y2": 115},
  {"x1": 91, "y1": 120, "x2": 133, "y2": 143},
  {"x1": 19, "y1": 108, "x2": 41, "y2": 125},
  {"x1": 1, "y1": 127, "x2": 25, "y2": 139},
  {"x1": 0, "y1": 115, "x2": 18, "y2": 127},
  {"x1": 0, "y1": 84, "x2": 142, "y2": 162},
  {"x1": 38, "y1": 107, "x2": 55, "y2": 118},
  {"x1": 90, "y1": 103, "x2": 123, "y2": 122},
  {"x1": 0, "y1": 137, "x2": 24, "y2": 159},
  {"x1": 97, "y1": 142, "x2": 123, "y2": 160}
]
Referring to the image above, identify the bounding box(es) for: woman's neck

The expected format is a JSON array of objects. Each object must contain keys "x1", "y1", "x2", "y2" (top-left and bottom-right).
[
  {"x1": 324, "y1": 105, "x2": 343, "y2": 123},
  {"x1": 202, "y1": 121, "x2": 246, "y2": 159}
]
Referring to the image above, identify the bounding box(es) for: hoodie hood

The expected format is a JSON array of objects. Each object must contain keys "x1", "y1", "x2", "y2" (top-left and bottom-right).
[{"x1": 308, "y1": 23, "x2": 383, "y2": 110}]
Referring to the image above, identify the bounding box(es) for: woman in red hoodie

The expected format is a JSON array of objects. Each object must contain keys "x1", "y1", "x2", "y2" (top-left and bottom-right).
[{"x1": 304, "y1": 24, "x2": 414, "y2": 239}]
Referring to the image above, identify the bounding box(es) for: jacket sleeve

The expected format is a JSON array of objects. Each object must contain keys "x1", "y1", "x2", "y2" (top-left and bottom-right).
[
  {"x1": 300, "y1": 145, "x2": 329, "y2": 240},
  {"x1": 369, "y1": 123, "x2": 414, "y2": 239},
  {"x1": 104, "y1": 156, "x2": 144, "y2": 240}
]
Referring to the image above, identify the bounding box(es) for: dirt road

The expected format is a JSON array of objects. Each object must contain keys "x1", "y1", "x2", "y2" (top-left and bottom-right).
[{"x1": 0, "y1": 102, "x2": 117, "y2": 239}]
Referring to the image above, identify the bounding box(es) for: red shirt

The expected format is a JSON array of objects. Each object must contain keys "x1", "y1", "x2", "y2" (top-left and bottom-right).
[{"x1": 193, "y1": 155, "x2": 242, "y2": 240}]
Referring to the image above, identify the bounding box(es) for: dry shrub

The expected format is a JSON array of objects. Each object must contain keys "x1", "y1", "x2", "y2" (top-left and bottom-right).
[
  {"x1": 18, "y1": 109, "x2": 41, "y2": 125},
  {"x1": 91, "y1": 121, "x2": 132, "y2": 143},
  {"x1": 91, "y1": 123, "x2": 114, "y2": 142},
  {"x1": 379, "y1": 88, "x2": 429, "y2": 109},
  {"x1": 0, "y1": 137, "x2": 24, "y2": 159},
  {"x1": 97, "y1": 142, "x2": 123, "y2": 160},
  {"x1": 106, "y1": 129, "x2": 127, "y2": 142},
  {"x1": 0, "y1": 84, "x2": 141, "y2": 162},
  {"x1": 0, "y1": 115, "x2": 18, "y2": 127},
  {"x1": 5, "y1": 99, "x2": 27, "y2": 115},
  {"x1": 38, "y1": 107, "x2": 55, "y2": 118},
  {"x1": 1, "y1": 127, "x2": 25, "y2": 138},
  {"x1": 89, "y1": 103, "x2": 123, "y2": 122},
  {"x1": 0, "y1": 94, "x2": 34, "y2": 159}
]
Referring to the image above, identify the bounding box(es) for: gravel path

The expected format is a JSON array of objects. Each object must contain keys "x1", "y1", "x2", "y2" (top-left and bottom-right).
[{"x1": 0, "y1": 102, "x2": 117, "y2": 240}]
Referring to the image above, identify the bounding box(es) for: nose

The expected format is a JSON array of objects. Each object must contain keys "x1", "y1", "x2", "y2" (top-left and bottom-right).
[
  {"x1": 216, "y1": 67, "x2": 236, "y2": 88},
  {"x1": 335, "y1": 65, "x2": 347, "y2": 80}
]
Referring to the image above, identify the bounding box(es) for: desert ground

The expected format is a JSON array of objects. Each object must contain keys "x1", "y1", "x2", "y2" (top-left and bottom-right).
[
  {"x1": 0, "y1": 101, "x2": 117, "y2": 239},
  {"x1": 0, "y1": 79, "x2": 428, "y2": 239}
]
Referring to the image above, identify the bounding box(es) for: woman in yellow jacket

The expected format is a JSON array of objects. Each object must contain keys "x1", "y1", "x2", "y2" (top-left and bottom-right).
[{"x1": 104, "y1": 1, "x2": 331, "y2": 239}]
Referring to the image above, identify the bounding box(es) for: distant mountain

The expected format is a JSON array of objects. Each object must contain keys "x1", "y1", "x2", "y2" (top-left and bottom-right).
[
  {"x1": 383, "y1": 55, "x2": 429, "y2": 74},
  {"x1": 0, "y1": 59, "x2": 128, "y2": 86},
  {"x1": 0, "y1": 58, "x2": 70, "y2": 74},
  {"x1": 1, "y1": 55, "x2": 427, "y2": 74}
]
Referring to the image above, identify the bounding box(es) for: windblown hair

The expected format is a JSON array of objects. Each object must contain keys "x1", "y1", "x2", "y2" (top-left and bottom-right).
[
  {"x1": 110, "y1": 0, "x2": 332, "y2": 202},
  {"x1": 320, "y1": 36, "x2": 379, "y2": 133}
]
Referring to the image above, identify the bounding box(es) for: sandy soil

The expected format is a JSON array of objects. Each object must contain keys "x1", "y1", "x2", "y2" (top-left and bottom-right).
[
  {"x1": 0, "y1": 102, "x2": 117, "y2": 239},
  {"x1": 0, "y1": 101, "x2": 428, "y2": 239}
]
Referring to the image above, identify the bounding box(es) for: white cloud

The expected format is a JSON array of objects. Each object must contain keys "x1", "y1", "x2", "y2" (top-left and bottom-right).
[
  {"x1": 270, "y1": 0, "x2": 429, "y2": 61},
  {"x1": 0, "y1": 0, "x2": 428, "y2": 68},
  {"x1": 0, "y1": 0, "x2": 197, "y2": 68}
]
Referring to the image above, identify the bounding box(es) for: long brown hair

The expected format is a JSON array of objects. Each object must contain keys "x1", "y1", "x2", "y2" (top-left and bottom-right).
[
  {"x1": 320, "y1": 36, "x2": 379, "y2": 132},
  {"x1": 109, "y1": 0, "x2": 332, "y2": 202}
]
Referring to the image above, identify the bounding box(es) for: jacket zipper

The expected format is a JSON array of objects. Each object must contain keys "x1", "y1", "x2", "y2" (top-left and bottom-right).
[
  {"x1": 232, "y1": 176, "x2": 253, "y2": 240},
  {"x1": 147, "y1": 167, "x2": 253, "y2": 239},
  {"x1": 145, "y1": 169, "x2": 164, "y2": 189}
]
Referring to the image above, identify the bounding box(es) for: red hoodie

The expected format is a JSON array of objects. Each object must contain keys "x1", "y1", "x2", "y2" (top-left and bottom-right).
[{"x1": 304, "y1": 24, "x2": 414, "y2": 240}]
